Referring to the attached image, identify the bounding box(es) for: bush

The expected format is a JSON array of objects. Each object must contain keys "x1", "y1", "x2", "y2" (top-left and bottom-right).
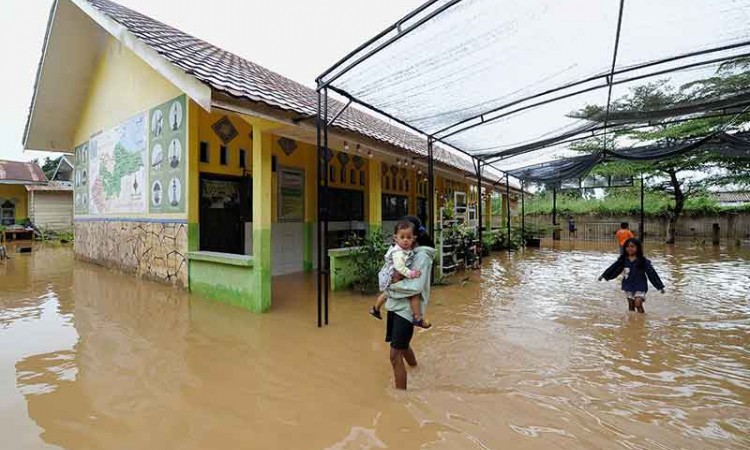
[
  {"x1": 523, "y1": 190, "x2": 742, "y2": 218},
  {"x1": 343, "y1": 232, "x2": 390, "y2": 295}
]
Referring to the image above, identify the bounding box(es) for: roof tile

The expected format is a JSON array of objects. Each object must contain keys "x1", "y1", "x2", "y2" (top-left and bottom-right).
[{"x1": 84, "y1": 0, "x2": 494, "y2": 179}]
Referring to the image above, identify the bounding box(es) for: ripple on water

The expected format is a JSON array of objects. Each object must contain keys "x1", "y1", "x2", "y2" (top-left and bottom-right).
[{"x1": 0, "y1": 243, "x2": 748, "y2": 450}]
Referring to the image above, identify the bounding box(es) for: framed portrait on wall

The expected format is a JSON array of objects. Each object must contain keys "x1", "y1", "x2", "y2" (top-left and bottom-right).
[{"x1": 278, "y1": 167, "x2": 305, "y2": 222}]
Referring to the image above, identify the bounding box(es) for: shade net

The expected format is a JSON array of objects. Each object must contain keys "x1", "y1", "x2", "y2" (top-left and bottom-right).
[
  {"x1": 505, "y1": 132, "x2": 750, "y2": 184},
  {"x1": 321, "y1": 0, "x2": 750, "y2": 174}
]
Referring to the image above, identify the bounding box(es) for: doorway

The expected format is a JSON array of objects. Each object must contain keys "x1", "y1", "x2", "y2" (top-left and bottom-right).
[{"x1": 199, "y1": 174, "x2": 251, "y2": 254}]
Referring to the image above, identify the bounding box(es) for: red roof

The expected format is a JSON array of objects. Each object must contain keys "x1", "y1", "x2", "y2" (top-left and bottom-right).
[{"x1": 0, "y1": 160, "x2": 47, "y2": 184}]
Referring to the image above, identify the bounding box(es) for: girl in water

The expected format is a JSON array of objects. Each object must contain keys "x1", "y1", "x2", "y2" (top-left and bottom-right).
[{"x1": 599, "y1": 238, "x2": 665, "y2": 313}]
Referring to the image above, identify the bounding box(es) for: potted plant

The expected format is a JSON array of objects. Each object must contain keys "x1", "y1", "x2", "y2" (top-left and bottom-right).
[{"x1": 345, "y1": 232, "x2": 390, "y2": 295}]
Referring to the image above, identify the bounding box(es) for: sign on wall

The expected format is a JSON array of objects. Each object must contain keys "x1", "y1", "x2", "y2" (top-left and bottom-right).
[
  {"x1": 88, "y1": 112, "x2": 148, "y2": 215},
  {"x1": 74, "y1": 142, "x2": 89, "y2": 214},
  {"x1": 148, "y1": 95, "x2": 187, "y2": 213},
  {"x1": 278, "y1": 167, "x2": 304, "y2": 222}
]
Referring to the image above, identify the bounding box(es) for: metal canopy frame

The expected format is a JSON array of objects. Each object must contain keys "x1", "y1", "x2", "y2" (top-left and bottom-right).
[{"x1": 313, "y1": 0, "x2": 750, "y2": 326}]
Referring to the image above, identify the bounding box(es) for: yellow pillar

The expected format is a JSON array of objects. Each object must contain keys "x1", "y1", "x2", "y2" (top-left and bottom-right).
[
  {"x1": 187, "y1": 100, "x2": 200, "y2": 251},
  {"x1": 251, "y1": 124, "x2": 274, "y2": 312},
  {"x1": 303, "y1": 143, "x2": 317, "y2": 271},
  {"x1": 367, "y1": 159, "x2": 382, "y2": 234}
]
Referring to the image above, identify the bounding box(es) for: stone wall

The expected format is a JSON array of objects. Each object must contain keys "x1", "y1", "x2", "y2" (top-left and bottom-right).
[{"x1": 74, "y1": 221, "x2": 188, "y2": 288}]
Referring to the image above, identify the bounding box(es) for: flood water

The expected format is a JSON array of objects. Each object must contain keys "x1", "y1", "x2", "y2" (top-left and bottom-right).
[{"x1": 0, "y1": 242, "x2": 748, "y2": 449}]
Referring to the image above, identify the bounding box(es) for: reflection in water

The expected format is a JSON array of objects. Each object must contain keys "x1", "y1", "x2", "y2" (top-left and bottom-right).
[{"x1": 0, "y1": 243, "x2": 748, "y2": 449}]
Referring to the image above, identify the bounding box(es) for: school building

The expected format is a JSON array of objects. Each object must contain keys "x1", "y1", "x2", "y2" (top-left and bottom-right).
[{"x1": 23, "y1": 0, "x2": 520, "y2": 312}]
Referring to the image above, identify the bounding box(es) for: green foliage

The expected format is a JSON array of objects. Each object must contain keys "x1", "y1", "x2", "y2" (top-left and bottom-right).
[
  {"x1": 56, "y1": 231, "x2": 74, "y2": 243},
  {"x1": 38, "y1": 156, "x2": 61, "y2": 180},
  {"x1": 567, "y1": 61, "x2": 750, "y2": 242},
  {"x1": 343, "y1": 232, "x2": 389, "y2": 294},
  {"x1": 524, "y1": 189, "x2": 745, "y2": 217}
]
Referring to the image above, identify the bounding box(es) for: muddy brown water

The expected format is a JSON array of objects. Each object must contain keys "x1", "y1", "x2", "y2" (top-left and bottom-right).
[{"x1": 0, "y1": 242, "x2": 748, "y2": 449}]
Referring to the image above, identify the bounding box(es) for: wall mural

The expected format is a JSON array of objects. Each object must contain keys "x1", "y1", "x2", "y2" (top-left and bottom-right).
[
  {"x1": 73, "y1": 95, "x2": 188, "y2": 216},
  {"x1": 149, "y1": 95, "x2": 187, "y2": 214},
  {"x1": 73, "y1": 142, "x2": 89, "y2": 214},
  {"x1": 89, "y1": 113, "x2": 148, "y2": 214}
]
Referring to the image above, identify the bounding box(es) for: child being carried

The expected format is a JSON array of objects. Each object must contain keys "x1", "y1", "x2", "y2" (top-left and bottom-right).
[{"x1": 369, "y1": 220, "x2": 431, "y2": 328}]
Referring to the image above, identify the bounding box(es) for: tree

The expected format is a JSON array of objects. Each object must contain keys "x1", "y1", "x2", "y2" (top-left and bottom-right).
[
  {"x1": 40, "y1": 156, "x2": 62, "y2": 180},
  {"x1": 570, "y1": 61, "x2": 750, "y2": 243}
]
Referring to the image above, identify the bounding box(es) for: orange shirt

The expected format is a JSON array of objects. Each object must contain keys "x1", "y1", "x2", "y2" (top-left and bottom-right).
[{"x1": 616, "y1": 229, "x2": 635, "y2": 246}]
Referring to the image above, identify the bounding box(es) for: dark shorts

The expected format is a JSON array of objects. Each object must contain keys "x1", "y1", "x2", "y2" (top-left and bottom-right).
[{"x1": 385, "y1": 311, "x2": 414, "y2": 350}]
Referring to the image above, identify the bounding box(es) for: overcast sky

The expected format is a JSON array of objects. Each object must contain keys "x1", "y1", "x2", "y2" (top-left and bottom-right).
[{"x1": 0, "y1": 0, "x2": 424, "y2": 162}]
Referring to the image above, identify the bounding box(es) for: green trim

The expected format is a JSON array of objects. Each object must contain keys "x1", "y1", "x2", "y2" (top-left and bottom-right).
[
  {"x1": 252, "y1": 226, "x2": 272, "y2": 312},
  {"x1": 187, "y1": 222, "x2": 199, "y2": 252},
  {"x1": 328, "y1": 246, "x2": 361, "y2": 257},
  {"x1": 187, "y1": 251, "x2": 254, "y2": 267},
  {"x1": 303, "y1": 222, "x2": 313, "y2": 272},
  {"x1": 188, "y1": 257, "x2": 266, "y2": 312},
  {"x1": 366, "y1": 223, "x2": 382, "y2": 237},
  {"x1": 329, "y1": 247, "x2": 359, "y2": 291}
]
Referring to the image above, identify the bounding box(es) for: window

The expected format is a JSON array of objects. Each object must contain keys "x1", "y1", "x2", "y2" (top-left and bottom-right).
[
  {"x1": 359, "y1": 171, "x2": 365, "y2": 186},
  {"x1": 220, "y1": 146, "x2": 228, "y2": 165},
  {"x1": 200, "y1": 142, "x2": 209, "y2": 163},
  {"x1": 350, "y1": 169, "x2": 356, "y2": 185},
  {"x1": 327, "y1": 188, "x2": 364, "y2": 222},
  {"x1": 329, "y1": 166, "x2": 335, "y2": 183},
  {"x1": 239, "y1": 149, "x2": 246, "y2": 168},
  {"x1": 0, "y1": 200, "x2": 15, "y2": 226},
  {"x1": 382, "y1": 194, "x2": 408, "y2": 220}
]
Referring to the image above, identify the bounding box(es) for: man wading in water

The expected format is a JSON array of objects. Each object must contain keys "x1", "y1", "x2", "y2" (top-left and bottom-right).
[{"x1": 382, "y1": 216, "x2": 436, "y2": 390}]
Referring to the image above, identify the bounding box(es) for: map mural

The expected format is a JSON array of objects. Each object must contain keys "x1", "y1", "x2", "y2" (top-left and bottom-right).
[
  {"x1": 88, "y1": 113, "x2": 148, "y2": 215},
  {"x1": 149, "y1": 95, "x2": 186, "y2": 213}
]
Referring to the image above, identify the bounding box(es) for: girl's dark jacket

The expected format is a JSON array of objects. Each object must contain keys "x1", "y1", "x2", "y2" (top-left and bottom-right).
[{"x1": 600, "y1": 257, "x2": 665, "y2": 293}]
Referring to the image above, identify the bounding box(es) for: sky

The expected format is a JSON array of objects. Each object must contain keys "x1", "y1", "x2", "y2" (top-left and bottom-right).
[{"x1": 0, "y1": 0, "x2": 424, "y2": 163}]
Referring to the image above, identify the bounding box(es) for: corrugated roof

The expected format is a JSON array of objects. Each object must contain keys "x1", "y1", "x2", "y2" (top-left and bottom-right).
[
  {"x1": 715, "y1": 191, "x2": 750, "y2": 203},
  {"x1": 82, "y1": 0, "x2": 502, "y2": 184},
  {"x1": 0, "y1": 160, "x2": 47, "y2": 184}
]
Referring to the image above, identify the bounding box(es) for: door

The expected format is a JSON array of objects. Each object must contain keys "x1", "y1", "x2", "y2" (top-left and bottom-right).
[{"x1": 199, "y1": 174, "x2": 249, "y2": 254}]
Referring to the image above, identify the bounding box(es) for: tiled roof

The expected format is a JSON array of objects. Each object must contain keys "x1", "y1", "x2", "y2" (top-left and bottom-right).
[
  {"x1": 0, "y1": 160, "x2": 47, "y2": 184},
  {"x1": 84, "y1": 0, "x2": 485, "y2": 179}
]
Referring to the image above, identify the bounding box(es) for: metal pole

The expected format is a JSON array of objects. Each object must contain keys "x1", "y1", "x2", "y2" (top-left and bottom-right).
[
  {"x1": 552, "y1": 186, "x2": 558, "y2": 241},
  {"x1": 521, "y1": 179, "x2": 525, "y2": 242},
  {"x1": 427, "y1": 137, "x2": 435, "y2": 239},
  {"x1": 640, "y1": 173, "x2": 645, "y2": 242},
  {"x1": 323, "y1": 88, "x2": 330, "y2": 326},
  {"x1": 476, "y1": 161, "x2": 482, "y2": 263},
  {"x1": 315, "y1": 87, "x2": 323, "y2": 328},
  {"x1": 506, "y1": 173, "x2": 511, "y2": 251}
]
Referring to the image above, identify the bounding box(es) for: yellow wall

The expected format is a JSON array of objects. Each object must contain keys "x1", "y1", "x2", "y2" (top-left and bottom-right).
[
  {"x1": 72, "y1": 35, "x2": 185, "y2": 221},
  {"x1": 74, "y1": 36, "x2": 181, "y2": 145},
  {"x1": 197, "y1": 110, "x2": 253, "y2": 177},
  {"x1": 0, "y1": 185, "x2": 28, "y2": 220},
  {"x1": 192, "y1": 110, "x2": 325, "y2": 225},
  {"x1": 272, "y1": 139, "x2": 317, "y2": 223}
]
